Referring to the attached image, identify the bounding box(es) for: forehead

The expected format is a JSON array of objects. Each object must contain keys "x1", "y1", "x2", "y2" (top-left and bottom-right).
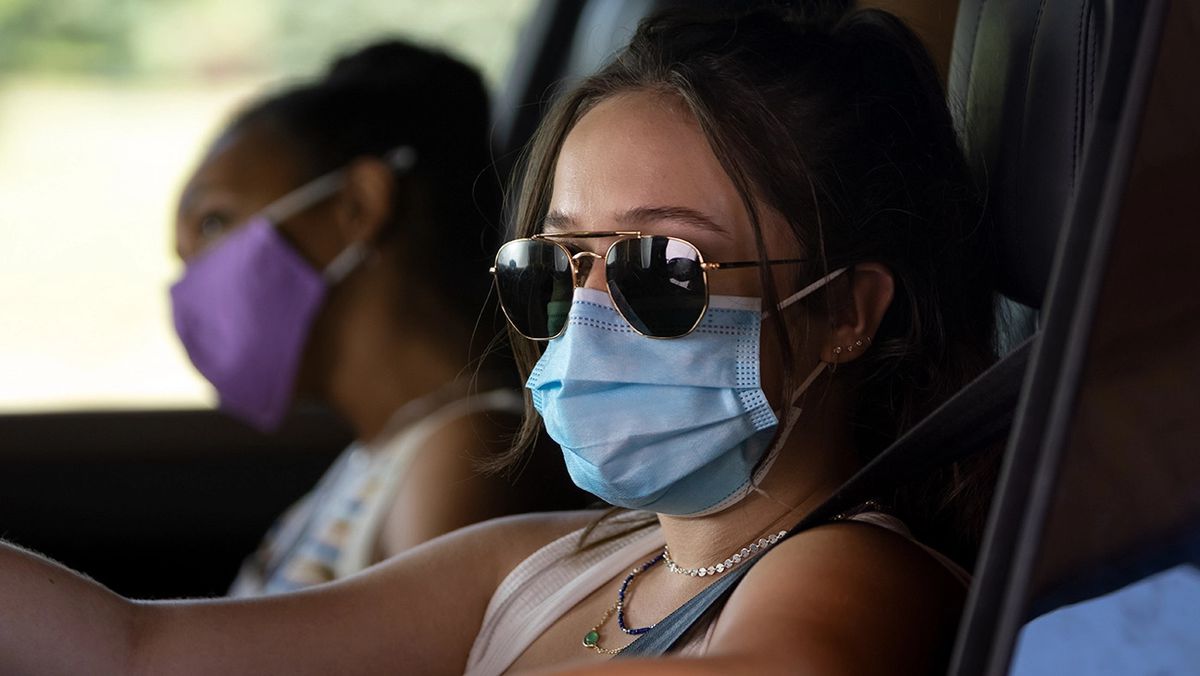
[
  {"x1": 549, "y1": 90, "x2": 744, "y2": 238},
  {"x1": 179, "y1": 124, "x2": 305, "y2": 210}
]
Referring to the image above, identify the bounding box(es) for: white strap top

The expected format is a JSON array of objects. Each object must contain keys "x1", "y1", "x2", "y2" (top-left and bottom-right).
[
  {"x1": 228, "y1": 388, "x2": 523, "y2": 597},
  {"x1": 337, "y1": 388, "x2": 523, "y2": 575},
  {"x1": 464, "y1": 510, "x2": 970, "y2": 676}
]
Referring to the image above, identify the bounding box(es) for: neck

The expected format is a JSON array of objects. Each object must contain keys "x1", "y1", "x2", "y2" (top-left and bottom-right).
[
  {"x1": 310, "y1": 256, "x2": 472, "y2": 444},
  {"x1": 328, "y1": 329, "x2": 465, "y2": 444}
]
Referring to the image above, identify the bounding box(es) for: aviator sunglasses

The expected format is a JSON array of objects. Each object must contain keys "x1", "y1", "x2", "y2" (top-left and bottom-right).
[{"x1": 490, "y1": 231, "x2": 808, "y2": 340}]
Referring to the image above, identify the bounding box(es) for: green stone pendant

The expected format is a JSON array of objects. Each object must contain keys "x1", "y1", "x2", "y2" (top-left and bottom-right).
[{"x1": 582, "y1": 630, "x2": 600, "y2": 647}]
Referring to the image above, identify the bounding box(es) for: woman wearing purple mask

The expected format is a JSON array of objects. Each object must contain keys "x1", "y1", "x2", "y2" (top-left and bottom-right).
[
  {"x1": 171, "y1": 40, "x2": 585, "y2": 595},
  {"x1": 2, "y1": 7, "x2": 998, "y2": 674}
]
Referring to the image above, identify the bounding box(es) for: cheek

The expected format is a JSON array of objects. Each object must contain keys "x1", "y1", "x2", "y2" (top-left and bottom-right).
[
  {"x1": 707, "y1": 266, "x2": 765, "y2": 296},
  {"x1": 277, "y1": 204, "x2": 346, "y2": 269},
  {"x1": 758, "y1": 316, "x2": 787, "y2": 410},
  {"x1": 759, "y1": 323, "x2": 785, "y2": 410},
  {"x1": 757, "y1": 309, "x2": 829, "y2": 409}
]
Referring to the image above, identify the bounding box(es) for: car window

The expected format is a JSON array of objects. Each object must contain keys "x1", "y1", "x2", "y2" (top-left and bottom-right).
[{"x1": 0, "y1": 0, "x2": 536, "y2": 413}]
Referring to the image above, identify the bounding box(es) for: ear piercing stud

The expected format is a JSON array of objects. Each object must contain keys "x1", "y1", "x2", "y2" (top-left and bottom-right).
[{"x1": 832, "y1": 335, "x2": 872, "y2": 358}]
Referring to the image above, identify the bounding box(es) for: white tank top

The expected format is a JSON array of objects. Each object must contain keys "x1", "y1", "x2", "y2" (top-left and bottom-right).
[{"x1": 464, "y1": 510, "x2": 970, "y2": 675}]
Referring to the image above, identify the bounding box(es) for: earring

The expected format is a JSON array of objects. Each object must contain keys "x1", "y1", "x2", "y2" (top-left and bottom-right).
[
  {"x1": 841, "y1": 335, "x2": 874, "y2": 354},
  {"x1": 831, "y1": 336, "x2": 872, "y2": 371}
]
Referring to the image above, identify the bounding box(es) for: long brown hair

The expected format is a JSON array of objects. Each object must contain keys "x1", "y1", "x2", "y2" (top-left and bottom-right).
[{"x1": 493, "y1": 5, "x2": 998, "y2": 565}]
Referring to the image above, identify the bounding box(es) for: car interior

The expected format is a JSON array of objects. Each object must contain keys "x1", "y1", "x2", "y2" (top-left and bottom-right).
[{"x1": 0, "y1": 0, "x2": 1195, "y2": 672}]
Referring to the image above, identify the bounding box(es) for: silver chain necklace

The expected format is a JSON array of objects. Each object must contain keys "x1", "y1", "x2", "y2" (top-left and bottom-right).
[
  {"x1": 660, "y1": 500, "x2": 885, "y2": 578},
  {"x1": 662, "y1": 529, "x2": 789, "y2": 578}
]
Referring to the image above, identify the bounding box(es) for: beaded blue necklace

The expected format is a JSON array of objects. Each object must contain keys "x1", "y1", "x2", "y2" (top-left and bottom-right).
[
  {"x1": 580, "y1": 525, "x2": 800, "y2": 655},
  {"x1": 616, "y1": 552, "x2": 664, "y2": 635},
  {"x1": 581, "y1": 552, "x2": 663, "y2": 654}
]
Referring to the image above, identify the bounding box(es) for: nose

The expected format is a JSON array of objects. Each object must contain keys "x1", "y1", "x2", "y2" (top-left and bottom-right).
[
  {"x1": 571, "y1": 250, "x2": 608, "y2": 292},
  {"x1": 174, "y1": 223, "x2": 198, "y2": 263}
]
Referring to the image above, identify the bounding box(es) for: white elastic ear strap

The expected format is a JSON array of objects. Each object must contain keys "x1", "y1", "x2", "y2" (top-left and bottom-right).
[
  {"x1": 762, "y1": 267, "x2": 848, "y2": 319},
  {"x1": 748, "y1": 270, "x2": 843, "y2": 496},
  {"x1": 261, "y1": 170, "x2": 346, "y2": 225},
  {"x1": 322, "y1": 242, "x2": 370, "y2": 283},
  {"x1": 791, "y1": 359, "x2": 828, "y2": 412},
  {"x1": 262, "y1": 145, "x2": 418, "y2": 226},
  {"x1": 267, "y1": 146, "x2": 417, "y2": 284},
  {"x1": 748, "y1": 359, "x2": 829, "y2": 488}
]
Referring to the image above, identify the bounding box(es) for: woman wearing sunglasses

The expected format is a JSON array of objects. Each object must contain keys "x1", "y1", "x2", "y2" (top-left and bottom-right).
[{"x1": 0, "y1": 6, "x2": 996, "y2": 675}]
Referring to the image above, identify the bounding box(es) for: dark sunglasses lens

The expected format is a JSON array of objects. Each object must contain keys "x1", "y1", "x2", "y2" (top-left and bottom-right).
[
  {"x1": 494, "y1": 240, "x2": 573, "y2": 339},
  {"x1": 606, "y1": 237, "x2": 706, "y2": 337}
]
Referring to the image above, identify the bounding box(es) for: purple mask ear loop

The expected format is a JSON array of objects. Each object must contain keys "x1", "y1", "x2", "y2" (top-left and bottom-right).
[{"x1": 258, "y1": 146, "x2": 418, "y2": 284}]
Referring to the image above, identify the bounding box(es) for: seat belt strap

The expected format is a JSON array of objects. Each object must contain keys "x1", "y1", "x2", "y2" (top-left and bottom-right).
[{"x1": 618, "y1": 335, "x2": 1036, "y2": 658}]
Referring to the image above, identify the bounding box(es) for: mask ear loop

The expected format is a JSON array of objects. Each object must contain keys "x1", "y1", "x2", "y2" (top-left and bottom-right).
[
  {"x1": 260, "y1": 146, "x2": 418, "y2": 284},
  {"x1": 748, "y1": 359, "x2": 832, "y2": 510},
  {"x1": 748, "y1": 266, "x2": 847, "y2": 510},
  {"x1": 680, "y1": 357, "x2": 831, "y2": 519},
  {"x1": 323, "y1": 242, "x2": 371, "y2": 283},
  {"x1": 761, "y1": 267, "x2": 847, "y2": 321},
  {"x1": 261, "y1": 146, "x2": 417, "y2": 226}
]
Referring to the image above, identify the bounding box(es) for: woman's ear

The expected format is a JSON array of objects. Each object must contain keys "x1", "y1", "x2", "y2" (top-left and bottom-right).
[
  {"x1": 332, "y1": 157, "x2": 395, "y2": 246},
  {"x1": 819, "y1": 262, "x2": 894, "y2": 364}
]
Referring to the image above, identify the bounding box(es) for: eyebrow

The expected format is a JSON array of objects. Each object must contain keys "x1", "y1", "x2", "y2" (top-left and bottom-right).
[
  {"x1": 542, "y1": 210, "x2": 575, "y2": 232},
  {"x1": 619, "y1": 206, "x2": 729, "y2": 234},
  {"x1": 541, "y1": 206, "x2": 729, "y2": 234}
]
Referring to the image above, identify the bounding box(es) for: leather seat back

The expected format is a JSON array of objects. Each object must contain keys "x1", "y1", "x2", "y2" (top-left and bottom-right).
[{"x1": 950, "y1": 1, "x2": 1106, "y2": 311}]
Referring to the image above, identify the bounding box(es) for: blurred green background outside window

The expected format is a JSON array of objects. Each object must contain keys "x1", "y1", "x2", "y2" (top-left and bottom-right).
[{"x1": 0, "y1": 0, "x2": 535, "y2": 412}]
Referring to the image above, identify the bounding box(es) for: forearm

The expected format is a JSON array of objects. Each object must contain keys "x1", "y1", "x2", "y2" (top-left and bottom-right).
[
  {"x1": 0, "y1": 539, "x2": 398, "y2": 676},
  {"x1": 0, "y1": 513, "x2": 591, "y2": 674},
  {"x1": 0, "y1": 540, "x2": 140, "y2": 676}
]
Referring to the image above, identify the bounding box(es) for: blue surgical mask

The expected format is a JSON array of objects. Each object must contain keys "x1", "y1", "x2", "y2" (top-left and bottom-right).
[{"x1": 527, "y1": 269, "x2": 843, "y2": 516}]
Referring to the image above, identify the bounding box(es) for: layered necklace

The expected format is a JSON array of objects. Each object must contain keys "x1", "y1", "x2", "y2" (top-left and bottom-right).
[{"x1": 580, "y1": 529, "x2": 790, "y2": 655}]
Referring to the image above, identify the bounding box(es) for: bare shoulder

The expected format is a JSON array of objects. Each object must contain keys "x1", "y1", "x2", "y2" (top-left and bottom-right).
[
  {"x1": 440, "y1": 509, "x2": 604, "y2": 586},
  {"x1": 377, "y1": 401, "x2": 588, "y2": 557},
  {"x1": 708, "y1": 521, "x2": 966, "y2": 676},
  {"x1": 405, "y1": 404, "x2": 520, "y2": 472}
]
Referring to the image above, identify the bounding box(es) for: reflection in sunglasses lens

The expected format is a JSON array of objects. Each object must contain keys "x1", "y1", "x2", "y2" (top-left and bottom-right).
[
  {"x1": 607, "y1": 237, "x2": 706, "y2": 337},
  {"x1": 495, "y1": 240, "x2": 572, "y2": 339}
]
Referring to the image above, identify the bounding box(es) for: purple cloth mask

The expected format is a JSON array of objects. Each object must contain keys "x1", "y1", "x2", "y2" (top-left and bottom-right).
[{"x1": 170, "y1": 217, "x2": 327, "y2": 431}]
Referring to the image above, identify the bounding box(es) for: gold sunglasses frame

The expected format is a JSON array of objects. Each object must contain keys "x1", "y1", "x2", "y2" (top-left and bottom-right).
[{"x1": 489, "y1": 230, "x2": 806, "y2": 340}]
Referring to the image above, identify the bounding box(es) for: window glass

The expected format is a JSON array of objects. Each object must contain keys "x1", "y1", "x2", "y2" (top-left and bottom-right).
[
  {"x1": 1008, "y1": 564, "x2": 1200, "y2": 675},
  {"x1": 0, "y1": 0, "x2": 535, "y2": 412}
]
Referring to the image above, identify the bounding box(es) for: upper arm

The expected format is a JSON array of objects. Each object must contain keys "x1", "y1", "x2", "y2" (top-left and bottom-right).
[
  {"x1": 702, "y1": 523, "x2": 966, "y2": 676},
  {"x1": 377, "y1": 410, "x2": 526, "y2": 558},
  {"x1": 133, "y1": 511, "x2": 593, "y2": 676}
]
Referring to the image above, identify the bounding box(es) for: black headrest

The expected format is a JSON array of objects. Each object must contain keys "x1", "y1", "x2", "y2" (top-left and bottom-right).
[{"x1": 949, "y1": 1, "x2": 1106, "y2": 309}]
